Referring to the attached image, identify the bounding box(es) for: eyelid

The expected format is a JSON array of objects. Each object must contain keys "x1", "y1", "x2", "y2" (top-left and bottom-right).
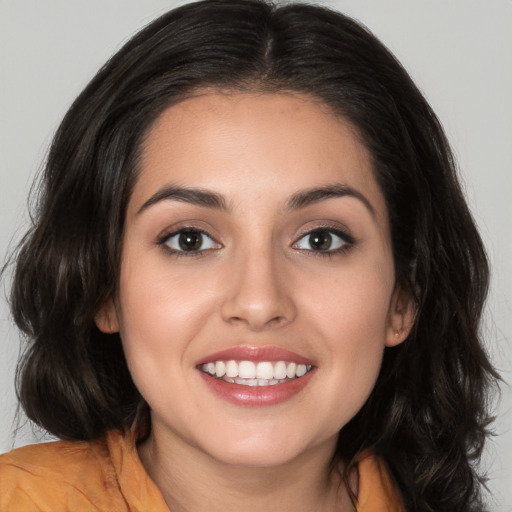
[
  {"x1": 293, "y1": 221, "x2": 354, "y2": 242},
  {"x1": 291, "y1": 224, "x2": 355, "y2": 253},
  {"x1": 155, "y1": 219, "x2": 221, "y2": 243},
  {"x1": 158, "y1": 225, "x2": 222, "y2": 255}
]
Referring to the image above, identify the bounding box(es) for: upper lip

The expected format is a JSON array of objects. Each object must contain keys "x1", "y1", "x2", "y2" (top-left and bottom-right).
[{"x1": 196, "y1": 346, "x2": 316, "y2": 367}]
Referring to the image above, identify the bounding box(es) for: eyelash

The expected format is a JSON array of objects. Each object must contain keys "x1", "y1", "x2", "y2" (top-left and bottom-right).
[
  {"x1": 293, "y1": 226, "x2": 355, "y2": 257},
  {"x1": 158, "y1": 228, "x2": 221, "y2": 258},
  {"x1": 158, "y1": 226, "x2": 355, "y2": 257}
]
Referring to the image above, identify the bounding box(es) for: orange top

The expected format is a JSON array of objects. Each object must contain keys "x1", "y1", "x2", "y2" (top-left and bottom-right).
[{"x1": 0, "y1": 430, "x2": 404, "y2": 511}]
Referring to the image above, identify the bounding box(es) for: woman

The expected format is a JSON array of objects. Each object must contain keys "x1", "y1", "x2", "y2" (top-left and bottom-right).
[{"x1": 0, "y1": 1, "x2": 497, "y2": 510}]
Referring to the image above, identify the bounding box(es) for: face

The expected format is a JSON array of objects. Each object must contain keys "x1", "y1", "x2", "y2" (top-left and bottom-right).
[{"x1": 97, "y1": 92, "x2": 413, "y2": 468}]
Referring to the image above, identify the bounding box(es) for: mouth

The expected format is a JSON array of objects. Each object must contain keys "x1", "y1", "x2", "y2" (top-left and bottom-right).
[
  {"x1": 196, "y1": 347, "x2": 316, "y2": 406},
  {"x1": 199, "y1": 360, "x2": 313, "y2": 387}
]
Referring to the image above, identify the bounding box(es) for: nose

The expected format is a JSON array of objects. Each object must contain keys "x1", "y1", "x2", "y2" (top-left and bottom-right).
[{"x1": 220, "y1": 246, "x2": 297, "y2": 331}]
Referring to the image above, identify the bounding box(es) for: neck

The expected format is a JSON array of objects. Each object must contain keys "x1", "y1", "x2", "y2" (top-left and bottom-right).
[{"x1": 137, "y1": 427, "x2": 356, "y2": 512}]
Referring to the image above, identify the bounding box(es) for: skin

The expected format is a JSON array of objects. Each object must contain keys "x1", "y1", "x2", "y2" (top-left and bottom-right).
[{"x1": 97, "y1": 91, "x2": 414, "y2": 512}]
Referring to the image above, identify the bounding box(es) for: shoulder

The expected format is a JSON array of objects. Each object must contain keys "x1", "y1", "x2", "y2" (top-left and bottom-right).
[
  {"x1": 355, "y1": 451, "x2": 405, "y2": 512},
  {"x1": 0, "y1": 433, "x2": 127, "y2": 512}
]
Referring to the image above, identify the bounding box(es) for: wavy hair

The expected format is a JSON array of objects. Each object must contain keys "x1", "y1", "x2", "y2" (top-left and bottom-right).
[{"x1": 6, "y1": 1, "x2": 497, "y2": 510}]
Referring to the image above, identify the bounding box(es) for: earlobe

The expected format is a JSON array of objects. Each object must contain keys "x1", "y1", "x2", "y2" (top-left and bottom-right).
[
  {"x1": 94, "y1": 299, "x2": 120, "y2": 334},
  {"x1": 385, "y1": 286, "x2": 416, "y2": 347}
]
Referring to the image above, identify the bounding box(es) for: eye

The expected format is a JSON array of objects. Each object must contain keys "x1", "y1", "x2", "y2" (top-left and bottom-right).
[
  {"x1": 293, "y1": 228, "x2": 352, "y2": 253},
  {"x1": 161, "y1": 229, "x2": 221, "y2": 253}
]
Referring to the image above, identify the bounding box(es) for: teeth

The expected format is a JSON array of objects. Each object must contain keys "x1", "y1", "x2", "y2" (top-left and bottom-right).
[
  {"x1": 273, "y1": 361, "x2": 287, "y2": 380},
  {"x1": 225, "y1": 360, "x2": 238, "y2": 378},
  {"x1": 235, "y1": 377, "x2": 287, "y2": 387},
  {"x1": 215, "y1": 361, "x2": 226, "y2": 377},
  {"x1": 200, "y1": 360, "x2": 312, "y2": 384},
  {"x1": 238, "y1": 361, "x2": 256, "y2": 379},
  {"x1": 256, "y1": 361, "x2": 274, "y2": 380},
  {"x1": 296, "y1": 364, "x2": 307, "y2": 377},
  {"x1": 286, "y1": 362, "x2": 297, "y2": 379}
]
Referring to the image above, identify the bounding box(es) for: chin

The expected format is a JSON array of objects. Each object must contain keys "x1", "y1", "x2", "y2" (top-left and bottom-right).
[
  {"x1": 197, "y1": 428, "x2": 333, "y2": 469},
  {"x1": 210, "y1": 445, "x2": 304, "y2": 468}
]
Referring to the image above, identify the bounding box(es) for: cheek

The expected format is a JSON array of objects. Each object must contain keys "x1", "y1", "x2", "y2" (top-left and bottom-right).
[
  {"x1": 123, "y1": 245, "x2": 213, "y2": 310},
  {"x1": 301, "y1": 263, "x2": 393, "y2": 395},
  {"x1": 306, "y1": 260, "x2": 393, "y2": 339},
  {"x1": 115, "y1": 254, "x2": 228, "y2": 380},
  {"x1": 114, "y1": 266, "x2": 211, "y2": 414},
  {"x1": 116, "y1": 262, "x2": 190, "y2": 360}
]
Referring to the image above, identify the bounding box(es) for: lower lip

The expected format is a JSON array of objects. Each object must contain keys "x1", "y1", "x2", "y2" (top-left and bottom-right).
[{"x1": 198, "y1": 370, "x2": 315, "y2": 407}]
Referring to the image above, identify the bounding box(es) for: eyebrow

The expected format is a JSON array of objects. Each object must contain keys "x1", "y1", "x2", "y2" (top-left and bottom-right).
[
  {"x1": 136, "y1": 182, "x2": 375, "y2": 217},
  {"x1": 286, "y1": 184, "x2": 375, "y2": 217},
  {"x1": 137, "y1": 185, "x2": 229, "y2": 214}
]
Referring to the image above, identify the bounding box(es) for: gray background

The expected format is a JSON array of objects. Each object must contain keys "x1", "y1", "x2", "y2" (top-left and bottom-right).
[{"x1": 1, "y1": 1, "x2": 510, "y2": 510}]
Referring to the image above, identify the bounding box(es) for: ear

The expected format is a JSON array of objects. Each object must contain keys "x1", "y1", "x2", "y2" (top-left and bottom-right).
[
  {"x1": 95, "y1": 298, "x2": 120, "y2": 334},
  {"x1": 385, "y1": 285, "x2": 416, "y2": 347}
]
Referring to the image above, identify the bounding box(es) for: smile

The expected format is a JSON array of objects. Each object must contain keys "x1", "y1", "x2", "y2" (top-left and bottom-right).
[
  {"x1": 196, "y1": 346, "x2": 316, "y2": 406},
  {"x1": 200, "y1": 360, "x2": 313, "y2": 387}
]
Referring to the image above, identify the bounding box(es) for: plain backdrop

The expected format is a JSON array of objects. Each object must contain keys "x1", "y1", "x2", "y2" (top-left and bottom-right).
[{"x1": 1, "y1": 1, "x2": 511, "y2": 510}]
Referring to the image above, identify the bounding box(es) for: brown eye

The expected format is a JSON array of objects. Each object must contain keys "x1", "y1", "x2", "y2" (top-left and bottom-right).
[
  {"x1": 293, "y1": 228, "x2": 352, "y2": 253},
  {"x1": 308, "y1": 231, "x2": 332, "y2": 251},
  {"x1": 178, "y1": 230, "x2": 203, "y2": 251},
  {"x1": 162, "y1": 229, "x2": 220, "y2": 253}
]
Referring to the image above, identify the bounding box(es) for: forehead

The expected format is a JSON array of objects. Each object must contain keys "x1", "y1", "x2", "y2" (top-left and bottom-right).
[{"x1": 131, "y1": 91, "x2": 387, "y2": 220}]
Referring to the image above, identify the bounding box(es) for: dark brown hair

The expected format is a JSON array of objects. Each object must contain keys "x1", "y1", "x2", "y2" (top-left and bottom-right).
[{"x1": 6, "y1": 1, "x2": 497, "y2": 510}]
